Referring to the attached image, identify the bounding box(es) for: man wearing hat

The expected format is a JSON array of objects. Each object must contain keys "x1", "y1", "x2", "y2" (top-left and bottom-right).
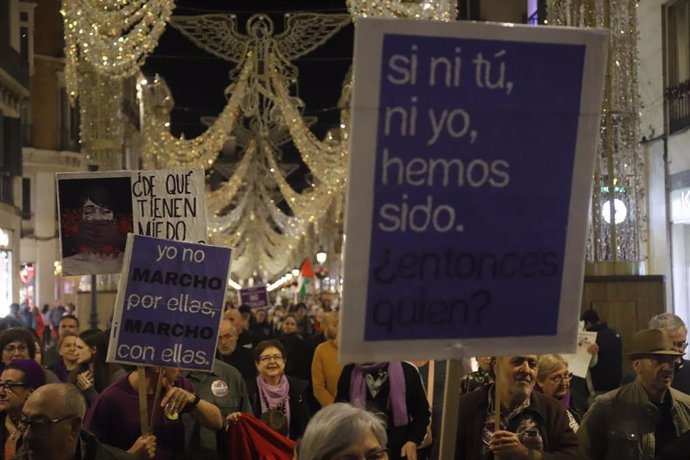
[{"x1": 578, "y1": 328, "x2": 690, "y2": 459}]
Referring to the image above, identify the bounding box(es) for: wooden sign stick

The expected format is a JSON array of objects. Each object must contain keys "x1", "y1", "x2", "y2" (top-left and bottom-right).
[
  {"x1": 149, "y1": 369, "x2": 165, "y2": 434},
  {"x1": 494, "y1": 357, "x2": 501, "y2": 430},
  {"x1": 137, "y1": 366, "x2": 149, "y2": 436},
  {"x1": 438, "y1": 359, "x2": 463, "y2": 460}
]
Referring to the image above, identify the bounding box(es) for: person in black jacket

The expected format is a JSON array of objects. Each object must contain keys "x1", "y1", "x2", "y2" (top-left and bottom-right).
[
  {"x1": 245, "y1": 340, "x2": 311, "y2": 440},
  {"x1": 581, "y1": 309, "x2": 623, "y2": 393},
  {"x1": 19, "y1": 383, "x2": 137, "y2": 460},
  {"x1": 217, "y1": 319, "x2": 256, "y2": 381},
  {"x1": 336, "y1": 361, "x2": 430, "y2": 460}
]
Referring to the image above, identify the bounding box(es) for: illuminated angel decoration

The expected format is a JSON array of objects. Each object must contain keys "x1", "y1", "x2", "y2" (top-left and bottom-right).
[
  {"x1": 163, "y1": 12, "x2": 350, "y2": 282},
  {"x1": 170, "y1": 13, "x2": 351, "y2": 124}
]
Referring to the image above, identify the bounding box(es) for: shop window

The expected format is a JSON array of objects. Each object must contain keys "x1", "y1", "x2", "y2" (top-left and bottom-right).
[{"x1": 665, "y1": 0, "x2": 690, "y2": 133}]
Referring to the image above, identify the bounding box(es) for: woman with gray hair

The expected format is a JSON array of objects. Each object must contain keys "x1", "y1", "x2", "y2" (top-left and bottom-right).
[
  {"x1": 295, "y1": 402, "x2": 388, "y2": 460},
  {"x1": 536, "y1": 354, "x2": 585, "y2": 432}
]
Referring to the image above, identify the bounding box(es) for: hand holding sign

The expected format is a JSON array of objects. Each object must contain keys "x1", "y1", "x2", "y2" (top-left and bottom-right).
[{"x1": 127, "y1": 435, "x2": 157, "y2": 459}]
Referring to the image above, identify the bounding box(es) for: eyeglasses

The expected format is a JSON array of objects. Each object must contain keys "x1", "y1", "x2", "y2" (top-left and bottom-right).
[
  {"x1": 548, "y1": 373, "x2": 573, "y2": 385},
  {"x1": 3, "y1": 345, "x2": 28, "y2": 354},
  {"x1": 673, "y1": 341, "x2": 688, "y2": 350},
  {"x1": 332, "y1": 447, "x2": 389, "y2": 460},
  {"x1": 259, "y1": 354, "x2": 284, "y2": 363},
  {"x1": 648, "y1": 355, "x2": 681, "y2": 365},
  {"x1": 18, "y1": 414, "x2": 76, "y2": 434},
  {"x1": 0, "y1": 381, "x2": 28, "y2": 392}
]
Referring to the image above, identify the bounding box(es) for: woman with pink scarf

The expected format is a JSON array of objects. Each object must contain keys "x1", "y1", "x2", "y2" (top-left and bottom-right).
[
  {"x1": 336, "y1": 362, "x2": 431, "y2": 460},
  {"x1": 246, "y1": 340, "x2": 312, "y2": 440}
]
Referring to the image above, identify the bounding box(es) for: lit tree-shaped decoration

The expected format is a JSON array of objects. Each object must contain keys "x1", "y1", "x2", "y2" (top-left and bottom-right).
[{"x1": 548, "y1": 0, "x2": 646, "y2": 273}]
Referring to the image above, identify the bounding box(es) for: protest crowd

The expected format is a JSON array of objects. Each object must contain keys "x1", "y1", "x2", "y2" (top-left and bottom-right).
[{"x1": 0, "y1": 298, "x2": 688, "y2": 460}]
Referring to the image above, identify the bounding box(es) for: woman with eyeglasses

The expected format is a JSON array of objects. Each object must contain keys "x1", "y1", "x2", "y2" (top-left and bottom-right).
[
  {"x1": 0, "y1": 329, "x2": 60, "y2": 387},
  {"x1": 246, "y1": 339, "x2": 311, "y2": 440},
  {"x1": 0, "y1": 359, "x2": 45, "y2": 458},
  {"x1": 536, "y1": 354, "x2": 585, "y2": 432},
  {"x1": 295, "y1": 403, "x2": 388, "y2": 460}
]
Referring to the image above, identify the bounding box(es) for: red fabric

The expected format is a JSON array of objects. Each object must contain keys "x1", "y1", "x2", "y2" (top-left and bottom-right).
[
  {"x1": 226, "y1": 414, "x2": 296, "y2": 460},
  {"x1": 33, "y1": 312, "x2": 45, "y2": 341},
  {"x1": 300, "y1": 258, "x2": 314, "y2": 279}
]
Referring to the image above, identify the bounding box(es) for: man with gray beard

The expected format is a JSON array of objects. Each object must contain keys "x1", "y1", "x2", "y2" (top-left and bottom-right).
[{"x1": 456, "y1": 355, "x2": 579, "y2": 459}]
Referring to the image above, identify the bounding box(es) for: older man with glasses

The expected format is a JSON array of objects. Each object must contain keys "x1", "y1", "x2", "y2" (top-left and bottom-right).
[
  {"x1": 15, "y1": 383, "x2": 137, "y2": 459},
  {"x1": 621, "y1": 313, "x2": 690, "y2": 395},
  {"x1": 579, "y1": 329, "x2": 690, "y2": 459},
  {"x1": 648, "y1": 313, "x2": 690, "y2": 394}
]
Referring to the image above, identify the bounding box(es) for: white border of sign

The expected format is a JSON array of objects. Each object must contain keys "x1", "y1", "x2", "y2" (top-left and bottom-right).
[
  {"x1": 107, "y1": 234, "x2": 232, "y2": 372},
  {"x1": 340, "y1": 18, "x2": 608, "y2": 363}
]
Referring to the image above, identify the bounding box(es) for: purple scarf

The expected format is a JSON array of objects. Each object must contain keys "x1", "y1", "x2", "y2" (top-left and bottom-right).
[
  {"x1": 350, "y1": 362, "x2": 408, "y2": 427},
  {"x1": 256, "y1": 375, "x2": 291, "y2": 429},
  {"x1": 534, "y1": 382, "x2": 571, "y2": 412}
]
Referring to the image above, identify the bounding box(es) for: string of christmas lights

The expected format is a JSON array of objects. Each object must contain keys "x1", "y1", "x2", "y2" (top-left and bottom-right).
[{"x1": 61, "y1": 0, "x2": 175, "y2": 100}]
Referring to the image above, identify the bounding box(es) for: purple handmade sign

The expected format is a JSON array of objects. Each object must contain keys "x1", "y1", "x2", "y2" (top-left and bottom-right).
[
  {"x1": 239, "y1": 286, "x2": 269, "y2": 309},
  {"x1": 341, "y1": 18, "x2": 608, "y2": 363},
  {"x1": 107, "y1": 234, "x2": 232, "y2": 371}
]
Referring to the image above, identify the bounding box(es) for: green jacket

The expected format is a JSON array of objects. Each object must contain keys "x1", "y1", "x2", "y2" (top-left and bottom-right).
[
  {"x1": 184, "y1": 359, "x2": 252, "y2": 459},
  {"x1": 578, "y1": 380, "x2": 690, "y2": 459}
]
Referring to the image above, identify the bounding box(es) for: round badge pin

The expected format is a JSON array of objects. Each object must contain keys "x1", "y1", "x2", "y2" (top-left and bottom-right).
[
  {"x1": 164, "y1": 403, "x2": 179, "y2": 420},
  {"x1": 211, "y1": 380, "x2": 229, "y2": 397}
]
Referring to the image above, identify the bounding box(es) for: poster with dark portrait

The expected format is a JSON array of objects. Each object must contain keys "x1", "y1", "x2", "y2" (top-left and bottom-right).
[{"x1": 57, "y1": 173, "x2": 134, "y2": 276}]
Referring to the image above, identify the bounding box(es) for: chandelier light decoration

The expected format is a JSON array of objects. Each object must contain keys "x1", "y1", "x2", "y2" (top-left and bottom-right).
[
  {"x1": 61, "y1": 0, "x2": 175, "y2": 101},
  {"x1": 547, "y1": 0, "x2": 645, "y2": 270},
  {"x1": 139, "y1": 5, "x2": 451, "y2": 282},
  {"x1": 141, "y1": 12, "x2": 350, "y2": 280},
  {"x1": 346, "y1": 0, "x2": 457, "y2": 21}
]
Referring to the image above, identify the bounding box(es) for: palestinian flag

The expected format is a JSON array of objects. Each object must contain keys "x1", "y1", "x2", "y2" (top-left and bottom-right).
[{"x1": 298, "y1": 258, "x2": 314, "y2": 301}]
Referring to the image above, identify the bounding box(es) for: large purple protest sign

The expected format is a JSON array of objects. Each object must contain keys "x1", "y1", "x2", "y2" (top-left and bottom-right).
[
  {"x1": 239, "y1": 286, "x2": 269, "y2": 309},
  {"x1": 107, "y1": 235, "x2": 232, "y2": 371},
  {"x1": 340, "y1": 19, "x2": 608, "y2": 363}
]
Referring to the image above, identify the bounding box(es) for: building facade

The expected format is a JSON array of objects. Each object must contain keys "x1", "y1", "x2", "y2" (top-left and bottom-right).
[
  {"x1": 640, "y1": 0, "x2": 690, "y2": 325},
  {"x1": 19, "y1": 0, "x2": 85, "y2": 309},
  {"x1": 0, "y1": 0, "x2": 32, "y2": 314}
]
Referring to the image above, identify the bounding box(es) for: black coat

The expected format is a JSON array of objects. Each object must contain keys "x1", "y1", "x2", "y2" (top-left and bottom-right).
[
  {"x1": 588, "y1": 322, "x2": 623, "y2": 392},
  {"x1": 336, "y1": 362, "x2": 431, "y2": 460},
  {"x1": 245, "y1": 375, "x2": 311, "y2": 440}
]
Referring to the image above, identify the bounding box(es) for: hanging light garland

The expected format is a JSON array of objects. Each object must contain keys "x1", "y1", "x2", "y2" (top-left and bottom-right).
[
  {"x1": 263, "y1": 140, "x2": 336, "y2": 221},
  {"x1": 346, "y1": 0, "x2": 457, "y2": 21},
  {"x1": 61, "y1": 0, "x2": 175, "y2": 101},
  {"x1": 269, "y1": 70, "x2": 348, "y2": 189},
  {"x1": 206, "y1": 140, "x2": 256, "y2": 216},
  {"x1": 141, "y1": 58, "x2": 253, "y2": 169}
]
